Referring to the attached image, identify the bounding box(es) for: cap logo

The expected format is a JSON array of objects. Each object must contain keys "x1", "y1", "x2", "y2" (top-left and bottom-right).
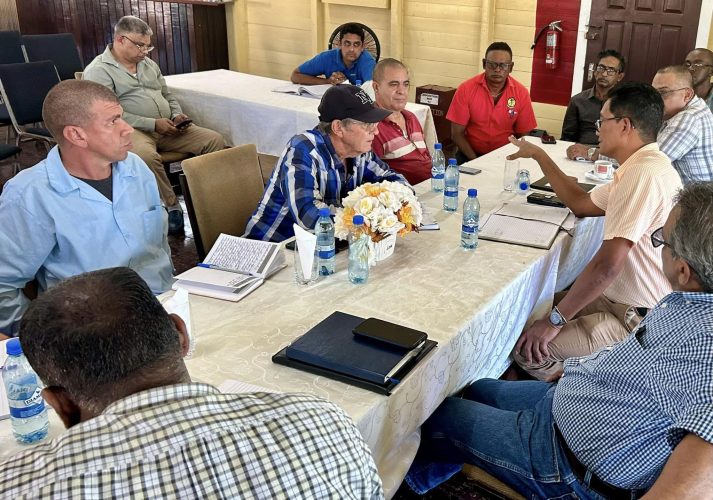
[{"x1": 355, "y1": 89, "x2": 372, "y2": 104}]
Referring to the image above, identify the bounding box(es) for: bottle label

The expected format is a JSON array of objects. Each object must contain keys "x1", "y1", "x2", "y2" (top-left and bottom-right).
[
  {"x1": 461, "y1": 225, "x2": 478, "y2": 234},
  {"x1": 8, "y1": 387, "x2": 45, "y2": 419},
  {"x1": 318, "y1": 249, "x2": 335, "y2": 259},
  {"x1": 444, "y1": 190, "x2": 458, "y2": 197},
  {"x1": 432, "y1": 173, "x2": 444, "y2": 179}
]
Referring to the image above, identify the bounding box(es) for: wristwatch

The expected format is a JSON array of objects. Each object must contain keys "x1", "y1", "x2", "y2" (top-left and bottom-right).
[
  {"x1": 549, "y1": 306, "x2": 568, "y2": 328},
  {"x1": 587, "y1": 147, "x2": 597, "y2": 161}
]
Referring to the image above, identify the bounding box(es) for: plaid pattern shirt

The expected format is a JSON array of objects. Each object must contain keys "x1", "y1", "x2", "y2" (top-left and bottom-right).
[
  {"x1": 553, "y1": 291, "x2": 713, "y2": 490},
  {"x1": 0, "y1": 384, "x2": 384, "y2": 499},
  {"x1": 658, "y1": 95, "x2": 713, "y2": 183},
  {"x1": 244, "y1": 127, "x2": 409, "y2": 242}
]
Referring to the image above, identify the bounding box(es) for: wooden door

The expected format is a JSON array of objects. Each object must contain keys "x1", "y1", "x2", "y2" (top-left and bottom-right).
[{"x1": 583, "y1": 0, "x2": 702, "y2": 89}]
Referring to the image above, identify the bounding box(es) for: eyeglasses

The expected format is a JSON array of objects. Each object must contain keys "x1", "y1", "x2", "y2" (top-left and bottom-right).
[
  {"x1": 345, "y1": 120, "x2": 378, "y2": 133},
  {"x1": 651, "y1": 227, "x2": 671, "y2": 249},
  {"x1": 483, "y1": 59, "x2": 513, "y2": 71},
  {"x1": 595, "y1": 116, "x2": 630, "y2": 130},
  {"x1": 122, "y1": 35, "x2": 154, "y2": 53},
  {"x1": 657, "y1": 87, "x2": 689, "y2": 98},
  {"x1": 594, "y1": 64, "x2": 620, "y2": 76},
  {"x1": 684, "y1": 62, "x2": 713, "y2": 71}
]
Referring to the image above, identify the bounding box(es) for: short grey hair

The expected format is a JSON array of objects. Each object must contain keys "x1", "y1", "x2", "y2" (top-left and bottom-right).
[
  {"x1": 114, "y1": 15, "x2": 153, "y2": 38},
  {"x1": 316, "y1": 121, "x2": 333, "y2": 135},
  {"x1": 669, "y1": 182, "x2": 713, "y2": 292}
]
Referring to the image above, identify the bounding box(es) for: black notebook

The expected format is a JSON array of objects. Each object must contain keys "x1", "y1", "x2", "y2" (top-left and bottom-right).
[
  {"x1": 272, "y1": 312, "x2": 437, "y2": 395},
  {"x1": 531, "y1": 176, "x2": 595, "y2": 193}
]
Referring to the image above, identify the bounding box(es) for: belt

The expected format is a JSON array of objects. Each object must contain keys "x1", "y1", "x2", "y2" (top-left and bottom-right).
[{"x1": 555, "y1": 426, "x2": 633, "y2": 500}]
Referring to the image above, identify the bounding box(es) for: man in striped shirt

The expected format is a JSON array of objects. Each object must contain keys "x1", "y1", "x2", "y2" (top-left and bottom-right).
[
  {"x1": 406, "y1": 182, "x2": 713, "y2": 498},
  {"x1": 0, "y1": 267, "x2": 383, "y2": 498},
  {"x1": 244, "y1": 85, "x2": 410, "y2": 242},
  {"x1": 371, "y1": 59, "x2": 432, "y2": 185},
  {"x1": 508, "y1": 82, "x2": 682, "y2": 381}
]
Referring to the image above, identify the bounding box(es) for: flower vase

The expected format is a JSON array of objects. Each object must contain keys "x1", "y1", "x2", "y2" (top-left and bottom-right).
[{"x1": 368, "y1": 233, "x2": 397, "y2": 266}]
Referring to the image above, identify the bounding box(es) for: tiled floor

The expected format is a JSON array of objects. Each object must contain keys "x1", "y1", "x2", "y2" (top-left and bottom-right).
[{"x1": 1, "y1": 136, "x2": 499, "y2": 500}]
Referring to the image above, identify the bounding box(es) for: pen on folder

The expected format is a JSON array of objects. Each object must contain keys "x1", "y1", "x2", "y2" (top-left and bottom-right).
[
  {"x1": 197, "y1": 262, "x2": 234, "y2": 272},
  {"x1": 384, "y1": 340, "x2": 426, "y2": 384}
]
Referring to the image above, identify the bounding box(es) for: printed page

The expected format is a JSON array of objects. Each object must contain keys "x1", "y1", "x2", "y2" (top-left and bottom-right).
[
  {"x1": 204, "y1": 234, "x2": 281, "y2": 278},
  {"x1": 495, "y1": 203, "x2": 570, "y2": 226},
  {"x1": 175, "y1": 266, "x2": 257, "y2": 289},
  {"x1": 479, "y1": 213, "x2": 559, "y2": 249}
]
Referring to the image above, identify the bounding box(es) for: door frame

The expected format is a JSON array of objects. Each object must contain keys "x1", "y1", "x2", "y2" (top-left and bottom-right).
[{"x1": 571, "y1": 0, "x2": 713, "y2": 96}]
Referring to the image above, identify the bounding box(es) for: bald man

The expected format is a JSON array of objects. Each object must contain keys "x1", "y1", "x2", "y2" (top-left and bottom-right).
[
  {"x1": 684, "y1": 48, "x2": 713, "y2": 113},
  {"x1": 652, "y1": 65, "x2": 713, "y2": 183}
]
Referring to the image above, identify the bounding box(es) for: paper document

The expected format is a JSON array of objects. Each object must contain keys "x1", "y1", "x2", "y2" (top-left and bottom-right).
[
  {"x1": 272, "y1": 83, "x2": 332, "y2": 98},
  {"x1": 205, "y1": 234, "x2": 283, "y2": 278},
  {"x1": 478, "y1": 203, "x2": 571, "y2": 250},
  {"x1": 495, "y1": 203, "x2": 570, "y2": 226},
  {"x1": 218, "y1": 379, "x2": 277, "y2": 394}
]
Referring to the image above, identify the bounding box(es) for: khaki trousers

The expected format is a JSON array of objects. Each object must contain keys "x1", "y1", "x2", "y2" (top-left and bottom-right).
[
  {"x1": 130, "y1": 125, "x2": 224, "y2": 207},
  {"x1": 514, "y1": 292, "x2": 644, "y2": 380}
]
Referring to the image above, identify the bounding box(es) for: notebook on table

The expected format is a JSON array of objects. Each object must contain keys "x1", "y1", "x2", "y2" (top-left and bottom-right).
[
  {"x1": 272, "y1": 312, "x2": 437, "y2": 395},
  {"x1": 531, "y1": 176, "x2": 595, "y2": 193}
]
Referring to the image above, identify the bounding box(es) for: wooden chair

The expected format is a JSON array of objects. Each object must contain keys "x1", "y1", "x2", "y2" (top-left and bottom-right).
[
  {"x1": 462, "y1": 464, "x2": 525, "y2": 500},
  {"x1": 328, "y1": 22, "x2": 381, "y2": 63},
  {"x1": 179, "y1": 145, "x2": 265, "y2": 260},
  {"x1": 257, "y1": 153, "x2": 279, "y2": 186}
]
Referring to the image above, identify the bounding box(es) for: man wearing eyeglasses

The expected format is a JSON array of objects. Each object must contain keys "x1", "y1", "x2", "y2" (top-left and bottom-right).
[
  {"x1": 652, "y1": 65, "x2": 713, "y2": 184},
  {"x1": 244, "y1": 85, "x2": 409, "y2": 242},
  {"x1": 446, "y1": 42, "x2": 537, "y2": 163},
  {"x1": 506, "y1": 82, "x2": 682, "y2": 381},
  {"x1": 562, "y1": 50, "x2": 625, "y2": 151},
  {"x1": 684, "y1": 48, "x2": 713, "y2": 113},
  {"x1": 84, "y1": 16, "x2": 225, "y2": 235},
  {"x1": 291, "y1": 23, "x2": 375, "y2": 86}
]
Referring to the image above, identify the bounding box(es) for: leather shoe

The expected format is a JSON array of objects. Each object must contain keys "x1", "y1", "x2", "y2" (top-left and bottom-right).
[{"x1": 167, "y1": 209, "x2": 184, "y2": 235}]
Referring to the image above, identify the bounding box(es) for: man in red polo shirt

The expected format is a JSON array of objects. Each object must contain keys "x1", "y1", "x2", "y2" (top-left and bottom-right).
[
  {"x1": 371, "y1": 58, "x2": 432, "y2": 184},
  {"x1": 448, "y1": 42, "x2": 537, "y2": 163}
]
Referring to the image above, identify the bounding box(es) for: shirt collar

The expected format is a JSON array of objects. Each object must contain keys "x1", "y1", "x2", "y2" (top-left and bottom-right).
[
  {"x1": 584, "y1": 87, "x2": 600, "y2": 101},
  {"x1": 656, "y1": 290, "x2": 713, "y2": 308},
  {"x1": 477, "y1": 72, "x2": 514, "y2": 91},
  {"x1": 102, "y1": 383, "x2": 220, "y2": 416},
  {"x1": 100, "y1": 44, "x2": 147, "y2": 72},
  {"x1": 613, "y1": 142, "x2": 660, "y2": 179},
  {"x1": 45, "y1": 146, "x2": 138, "y2": 195}
]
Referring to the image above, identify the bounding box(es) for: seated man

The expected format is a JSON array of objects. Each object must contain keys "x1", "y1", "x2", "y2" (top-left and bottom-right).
[
  {"x1": 653, "y1": 65, "x2": 713, "y2": 183},
  {"x1": 510, "y1": 83, "x2": 682, "y2": 380},
  {"x1": 83, "y1": 15, "x2": 225, "y2": 235},
  {"x1": 371, "y1": 58, "x2": 432, "y2": 184},
  {"x1": 0, "y1": 80, "x2": 173, "y2": 338},
  {"x1": 447, "y1": 41, "x2": 537, "y2": 163},
  {"x1": 406, "y1": 182, "x2": 713, "y2": 498},
  {"x1": 563, "y1": 49, "x2": 624, "y2": 152},
  {"x1": 291, "y1": 23, "x2": 375, "y2": 85},
  {"x1": 244, "y1": 85, "x2": 409, "y2": 242},
  {"x1": 0, "y1": 267, "x2": 383, "y2": 498},
  {"x1": 685, "y1": 48, "x2": 713, "y2": 112}
]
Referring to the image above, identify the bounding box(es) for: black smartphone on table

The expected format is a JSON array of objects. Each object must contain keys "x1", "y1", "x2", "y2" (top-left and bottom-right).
[
  {"x1": 353, "y1": 318, "x2": 427, "y2": 350},
  {"x1": 541, "y1": 134, "x2": 557, "y2": 144}
]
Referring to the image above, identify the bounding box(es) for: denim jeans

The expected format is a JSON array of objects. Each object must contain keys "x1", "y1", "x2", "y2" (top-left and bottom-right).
[{"x1": 405, "y1": 379, "x2": 608, "y2": 499}]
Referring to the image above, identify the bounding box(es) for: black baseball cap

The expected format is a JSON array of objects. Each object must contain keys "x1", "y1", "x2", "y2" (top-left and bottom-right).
[{"x1": 318, "y1": 84, "x2": 391, "y2": 123}]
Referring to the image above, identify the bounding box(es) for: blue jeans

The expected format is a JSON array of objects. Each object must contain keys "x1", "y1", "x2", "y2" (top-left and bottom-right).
[{"x1": 405, "y1": 379, "x2": 607, "y2": 499}]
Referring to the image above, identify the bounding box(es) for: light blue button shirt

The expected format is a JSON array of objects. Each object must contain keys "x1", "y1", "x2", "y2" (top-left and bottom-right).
[{"x1": 0, "y1": 147, "x2": 173, "y2": 334}]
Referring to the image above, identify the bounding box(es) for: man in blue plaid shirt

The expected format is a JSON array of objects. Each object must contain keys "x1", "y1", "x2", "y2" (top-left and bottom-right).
[
  {"x1": 244, "y1": 85, "x2": 410, "y2": 242},
  {"x1": 406, "y1": 182, "x2": 713, "y2": 498}
]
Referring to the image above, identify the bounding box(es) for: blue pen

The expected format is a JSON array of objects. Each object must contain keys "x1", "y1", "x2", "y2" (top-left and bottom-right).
[{"x1": 197, "y1": 262, "x2": 235, "y2": 273}]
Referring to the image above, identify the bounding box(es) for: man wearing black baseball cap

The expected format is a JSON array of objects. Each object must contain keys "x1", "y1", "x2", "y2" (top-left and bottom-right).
[{"x1": 245, "y1": 85, "x2": 410, "y2": 242}]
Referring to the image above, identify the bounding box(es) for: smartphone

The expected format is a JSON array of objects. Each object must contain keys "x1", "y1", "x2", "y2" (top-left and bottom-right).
[
  {"x1": 175, "y1": 119, "x2": 193, "y2": 130},
  {"x1": 527, "y1": 192, "x2": 566, "y2": 208},
  {"x1": 353, "y1": 318, "x2": 427, "y2": 350},
  {"x1": 458, "y1": 165, "x2": 482, "y2": 175},
  {"x1": 541, "y1": 134, "x2": 557, "y2": 145}
]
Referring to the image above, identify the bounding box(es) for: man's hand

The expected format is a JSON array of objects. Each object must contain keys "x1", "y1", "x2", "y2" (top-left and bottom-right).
[
  {"x1": 155, "y1": 118, "x2": 179, "y2": 136},
  {"x1": 566, "y1": 143, "x2": 591, "y2": 160},
  {"x1": 507, "y1": 135, "x2": 545, "y2": 161},
  {"x1": 328, "y1": 72, "x2": 347, "y2": 85},
  {"x1": 515, "y1": 318, "x2": 561, "y2": 365}
]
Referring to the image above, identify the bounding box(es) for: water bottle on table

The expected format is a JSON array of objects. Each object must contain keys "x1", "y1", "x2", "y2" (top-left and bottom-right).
[
  {"x1": 516, "y1": 169, "x2": 531, "y2": 195},
  {"x1": 348, "y1": 215, "x2": 370, "y2": 284},
  {"x1": 443, "y1": 158, "x2": 460, "y2": 212},
  {"x1": 431, "y1": 143, "x2": 445, "y2": 192},
  {"x1": 461, "y1": 188, "x2": 480, "y2": 249},
  {"x1": 2, "y1": 338, "x2": 49, "y2": 444},
  {"x1": 315, "y1": 207, "x2": 335, "y2": 276}
]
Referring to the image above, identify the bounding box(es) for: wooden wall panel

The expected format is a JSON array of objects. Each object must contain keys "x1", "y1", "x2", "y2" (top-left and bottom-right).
[{"x1": 15, "y1": 0, "x2": 228, "y2": 75}]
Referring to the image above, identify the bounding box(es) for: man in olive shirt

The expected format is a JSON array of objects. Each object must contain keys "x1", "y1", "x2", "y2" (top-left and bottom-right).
[{"x1": 84, "y1": 15, "x2": 224, "y2": 235}]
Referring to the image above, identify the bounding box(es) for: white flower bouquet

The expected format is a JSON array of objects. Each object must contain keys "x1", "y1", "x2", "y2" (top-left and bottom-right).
[{"x1": 334, "y1": 181, "x2": 423, "y2": 242}]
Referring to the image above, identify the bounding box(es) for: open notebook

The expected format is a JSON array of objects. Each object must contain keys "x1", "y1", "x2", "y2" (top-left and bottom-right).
[
  {"x1": 478, "y1": 203, "x2": 572, "y2": 250},
  {"x1": 272, "y1": 83, "x2": 332, "y2": 98}
]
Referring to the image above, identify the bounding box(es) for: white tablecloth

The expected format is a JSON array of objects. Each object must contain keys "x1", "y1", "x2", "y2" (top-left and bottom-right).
[
  {"x1": 163, "y1": 69, "x2": 438, "y2": 157},
  {"x1": 0, "y1": 139, "x2": 604, "y2": 497}
]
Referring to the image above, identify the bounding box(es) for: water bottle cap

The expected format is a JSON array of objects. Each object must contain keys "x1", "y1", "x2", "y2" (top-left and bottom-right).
[
  {"x1": 520, "y1": 182, "x2": 529, "y2": 190},
  {"x1": 468, "y1": 188, "x2": 477, "y2": 197},
  {"x1": 448, "y1": 158, "x2": 457, "y2": 165},
  {"x1": 355, "y1": 80, "x2": 362, "y2": 85},
  {"x1": 353, "y1": 214, "x2": 364, "y2": 225},
  {"x1": 434, "y1": 143, "x2": 442, "y2": 149},
  {"x1": 319, "y1": 207, "x2": 330, "y2": 217},
  {"x1": 6, "y1": 338, "x2": 21, "y2": 355}
]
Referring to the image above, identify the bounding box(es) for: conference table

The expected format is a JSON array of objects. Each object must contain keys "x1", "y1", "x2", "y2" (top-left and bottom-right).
[
  {"x1": 163, "y1": 69, "x2": 438, "y2": 157},
  {"x1": 0, "y1": 139, "x2": 605, "y2": 498}
]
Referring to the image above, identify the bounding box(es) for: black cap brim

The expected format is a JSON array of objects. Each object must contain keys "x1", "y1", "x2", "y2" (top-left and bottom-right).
[{"x1": 352, "y1": 107, "x2": 391, "y2": 123}]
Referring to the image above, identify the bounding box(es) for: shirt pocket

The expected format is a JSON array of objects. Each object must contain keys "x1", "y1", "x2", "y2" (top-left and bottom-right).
[{"x1": 142, "y1": 206, "x2": 165, "y2": 243}]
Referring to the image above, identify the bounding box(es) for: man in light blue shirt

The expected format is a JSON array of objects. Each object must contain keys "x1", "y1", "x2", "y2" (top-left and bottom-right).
[
  {"x1": 291, "y1": 23, "x2": 375, "y2": 86},
  {"x1": 0, "y1": 80, "x2": 173, "y2": 337}
]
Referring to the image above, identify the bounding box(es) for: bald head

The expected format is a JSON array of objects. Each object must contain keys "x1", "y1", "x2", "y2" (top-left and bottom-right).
[
  {"x1": 373, "y1": 58, "x2": 408, "y2": 83},
  {"x1": 652, "y1": 66, "x2": 695, "y2": 120}
]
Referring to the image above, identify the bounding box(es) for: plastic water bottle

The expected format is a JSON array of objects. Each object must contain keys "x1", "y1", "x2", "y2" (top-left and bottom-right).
[
  {"x1": 355, "y1": 79, "x2": 362, "y2": 86},
  {"x1": 315, "y1": 207, "x2": 335, "y2": 276},
  {"x1": 443, "y1": 158, "x2": 459, "y2": 211},
  {"x1": 2, "y1": 338, "x2": 49, "y2": 444},
  {"x1": 348, "y1": 215, "x2": 369, "y2": 284},
  {"x1": 431, "y1": 143, "x2": 445, "y2": 192},
  {"x1": 516, "y1": 169, "x2": 531, "y2": 195},
  {"x1": 461, "y1": 188, "x2": 480, "y2": 249}
]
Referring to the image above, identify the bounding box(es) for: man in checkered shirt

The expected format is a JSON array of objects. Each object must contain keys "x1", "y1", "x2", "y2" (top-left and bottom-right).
[
  {"x1": 0, "y1": 267, "x2": 383, "y2": 499},
  {"x1": 406, "y1": 182, "x2": 713, "y2": 498}
]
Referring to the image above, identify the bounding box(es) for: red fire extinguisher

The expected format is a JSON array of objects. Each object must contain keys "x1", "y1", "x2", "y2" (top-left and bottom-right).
[{"x1": 532, "y1": 20, "x2": 563, "y2": 70}]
